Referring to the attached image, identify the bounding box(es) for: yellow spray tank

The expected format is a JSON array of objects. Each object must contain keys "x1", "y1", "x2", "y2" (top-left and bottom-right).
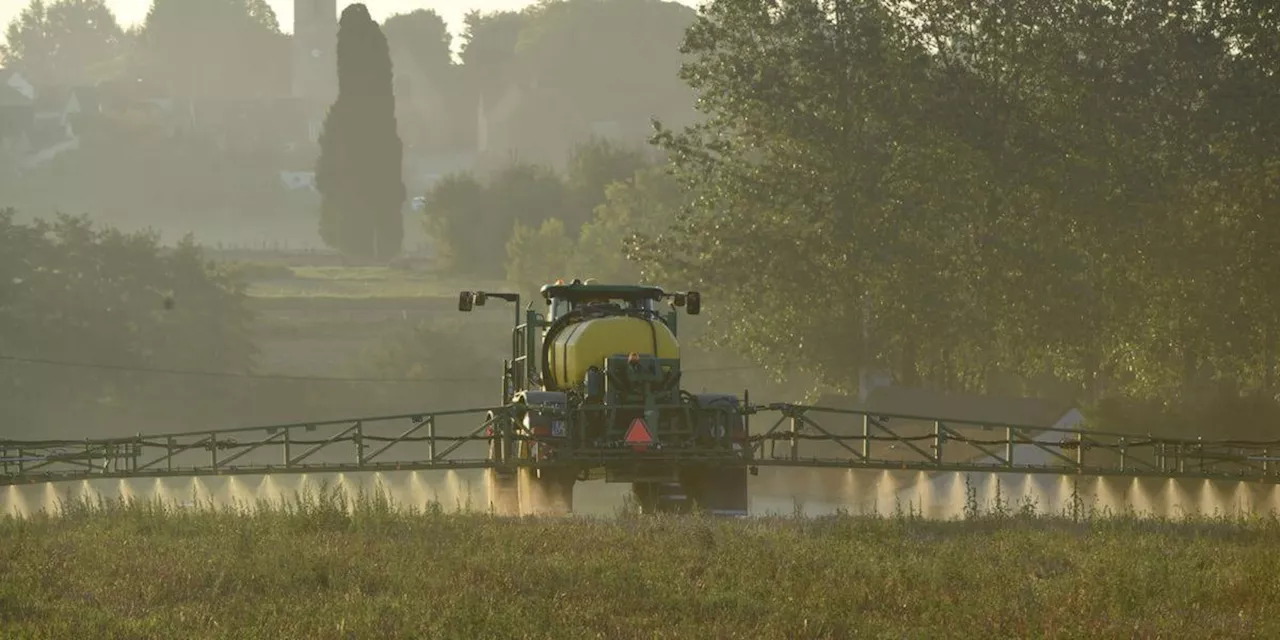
[{"x1": 544, "y1": 314, "x2": 679, "y2": 391}]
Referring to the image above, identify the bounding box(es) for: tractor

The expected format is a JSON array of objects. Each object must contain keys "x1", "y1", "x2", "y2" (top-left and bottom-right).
[{"x1": 458, "y1": 278, "x2": 752, "y2": 516}]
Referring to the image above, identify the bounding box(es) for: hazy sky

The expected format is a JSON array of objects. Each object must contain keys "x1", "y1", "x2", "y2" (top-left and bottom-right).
[{"x1": 0, "y1": 0, "x2": 702, "y2": 50}]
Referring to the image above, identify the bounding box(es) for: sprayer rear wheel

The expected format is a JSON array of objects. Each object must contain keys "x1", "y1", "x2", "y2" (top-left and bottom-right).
[
  {"x1": 686, "y1": 466, "x2": 749, "y2": 517},
  {"x1": 631, "y1": 481, "x2": 689, "y2": 515}
]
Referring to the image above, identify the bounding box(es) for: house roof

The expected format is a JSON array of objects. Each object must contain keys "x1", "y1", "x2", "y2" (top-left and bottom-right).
[
  {"x1": 816, "y1": 387, "x2": 1076, "y2": 429},
  {"x1": 0, "y1": 69, "x2": 34, "y2": 107}
]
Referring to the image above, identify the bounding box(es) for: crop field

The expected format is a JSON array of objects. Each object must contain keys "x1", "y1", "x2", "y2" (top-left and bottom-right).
[
  {"x1": 1, "y1": 489, "x2": 1277, "y2": 639},
  {"x1": 17, "y1": 252, "x2": 1267, "y2": 638}
]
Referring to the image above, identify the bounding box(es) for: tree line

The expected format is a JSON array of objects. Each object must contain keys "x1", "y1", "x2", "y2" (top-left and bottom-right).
[
  {"x1": 1, "y1": 0, "x2": 702, "y2": 260},
  {"x1": 625, "y1": 0, "x2": 1280, "y2": 436},
  {"x1": 0, "y1": 0, "x2": 700, "y2": 158},
  {"x1": 8, "y1": 0, "x2": 1280, "y2": 438},
  {"x1": 422, "y1": 136, "x2": 685, "y2": 296},
  {"x1": 0, "y1": 208, "x2": 255, "y2": 433}
]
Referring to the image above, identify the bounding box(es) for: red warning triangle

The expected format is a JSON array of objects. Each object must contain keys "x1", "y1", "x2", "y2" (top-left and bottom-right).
[{"x1": 625, "y1": 417, "x2": 653, "y2": 451}]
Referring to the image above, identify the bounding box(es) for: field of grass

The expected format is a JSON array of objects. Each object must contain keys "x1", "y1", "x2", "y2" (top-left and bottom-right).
[
  {"x1": 232, "y1": 263, "x2": 507, "y2": 300},
  {"x1": 2, "y1": 489, "x2": 1277, "y2": 639}
]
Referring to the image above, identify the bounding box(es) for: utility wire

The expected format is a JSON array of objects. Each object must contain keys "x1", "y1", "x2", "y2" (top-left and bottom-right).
[{"x1": 0, "y1": 354, "x2": 765, "y2": 384}]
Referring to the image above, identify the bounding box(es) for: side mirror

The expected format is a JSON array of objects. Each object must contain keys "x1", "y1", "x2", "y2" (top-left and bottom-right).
[
  {"x1": 458, "y1": 291, "x2": 474, "y2": 312},
  {"x1": 686, "y1": 291, "x2": 701, "y2": 315}
]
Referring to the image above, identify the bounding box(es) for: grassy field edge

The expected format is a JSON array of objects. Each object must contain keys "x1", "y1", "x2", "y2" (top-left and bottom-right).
[{"x1": 2, "y1": 486, "x2": 1278, "y2": 639}]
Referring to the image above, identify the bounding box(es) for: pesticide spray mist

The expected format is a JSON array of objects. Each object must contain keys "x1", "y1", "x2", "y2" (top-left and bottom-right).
[{"x1": 4, "y1": 468, "x2": 1279, "y2": 519}]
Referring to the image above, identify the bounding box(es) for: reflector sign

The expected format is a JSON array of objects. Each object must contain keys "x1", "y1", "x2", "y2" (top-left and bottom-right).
[{"x1": 625, "y1": 418, "x2": 653, "y2": 452}]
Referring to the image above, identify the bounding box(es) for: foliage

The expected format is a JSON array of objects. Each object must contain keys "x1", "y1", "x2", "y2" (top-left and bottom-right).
[
  {"x1": 572, "y1": 164, "x2": 687, "y2": 284},
  {"x1": 643, "y1": 0, "x2": 1280, "y2": 431},
  {"x1": 421, "y1": 162, "x2": 567, "y2": 278},
  {"x1": 359, "y1": 319, "x2": 501, "y2": 382},
  {"x1": 352, "y1": 318, "x2": 505, "y2": 412},
  {"x1": 0, "y1": 0, "x2": 124, "y2": 87},
  {"x1": 382, "y1": 9, "x2": 461, "y2": 154},
  {"x1": 486, "y1": 161, "x2": 571, "y2": 234},
  {"x1": 0, "y1": 208, "x2": 255, "y2": 436},
  {"x1": 2, "y1": 113, "x2": 309, "y2": 226},
  {"x1": 450, "y1": 0, "x2": 699, "y2": 161},
  {"x1": 381, "y1": 9, "x2": 452, "y2": 79},
  {"x1": 458, "y1": 9, "x2": 528, "y2": 102},
  {"x1": 505, "y1": 217, "x2": 574, "y2": 297},
  {"x1": 134, "y1": 0, "x2": 287, "y2": 100},
  {"x1": 316, "y1": 4, "x2": 406, "y2": 261},
  {"x1": 512, "y1": 0, "x2": 699, "y2": 131},
  {"x1": 420, "y1": 172, "x2": 490, "y2": 274},
  {"x1": 430, "y1": 138, "x2": 670, "y2": 281},
  {"x1": 3, "y1": 491, "x2": 1280, "y2": 637},
  {"x1": 562, "y1": 136, "x2": 653, "y2": 231}
]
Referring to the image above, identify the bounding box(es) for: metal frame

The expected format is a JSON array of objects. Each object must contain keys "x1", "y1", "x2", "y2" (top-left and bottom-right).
[
  {"x1": 5, "y1": 401, "x2": 1280, "y2": 486},
  {"x1": 743, "y1": 403, "x2": 1280, "y2": 483}
]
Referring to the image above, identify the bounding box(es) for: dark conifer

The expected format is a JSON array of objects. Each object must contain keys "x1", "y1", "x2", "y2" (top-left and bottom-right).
[{"x1": 315, "y1": 3, "x2": 405, "y2": 260}]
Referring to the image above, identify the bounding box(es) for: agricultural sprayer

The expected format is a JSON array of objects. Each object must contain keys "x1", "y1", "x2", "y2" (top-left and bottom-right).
[
  {"x1": 459, "y1": 278, "x2": 751, "y2": 516},
  {"x1": 9, "y1": 280, "x2": 1280, "y2": 517}
]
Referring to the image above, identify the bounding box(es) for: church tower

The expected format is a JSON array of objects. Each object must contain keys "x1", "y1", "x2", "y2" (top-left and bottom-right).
[{"x1": 293, "y1": 0, "x2": 338, "y2": 138}]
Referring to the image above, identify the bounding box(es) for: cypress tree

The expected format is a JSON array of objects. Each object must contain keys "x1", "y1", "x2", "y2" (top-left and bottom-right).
[{"x1": 315, "y1": 3, "x2": 405, "y2": 260}]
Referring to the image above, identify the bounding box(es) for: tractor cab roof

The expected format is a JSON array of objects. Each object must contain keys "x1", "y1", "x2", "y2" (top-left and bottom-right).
[{"x1": 539, "y1": 281, "x2": 665, "y2": 302}]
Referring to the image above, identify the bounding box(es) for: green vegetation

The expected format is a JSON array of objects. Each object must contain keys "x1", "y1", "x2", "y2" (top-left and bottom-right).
[
  {"x1": 0, "y1": 208, "x2": 256, "y2": 435},
  {"x1": 4, "y1": 0, "x2": 1279, "y2": 443},
  {"x1": 1, "y1": 490, "x2": 1277, "y2": 638},
  {"x1": 316, "y1": 4, "x2": 406, "y2": 260},
  {"x1": 422, "y1": 137, "x2": 673, "y2": 297},
  {"x1": 0, "y1": 0, "x2": 125, "y2": 87},
  {"x1": 135, "y1": 0, "x2": 289, "y2": 101},
  {"x1": 636, "y1": 0, "x2": 1280, "y2": 437}
]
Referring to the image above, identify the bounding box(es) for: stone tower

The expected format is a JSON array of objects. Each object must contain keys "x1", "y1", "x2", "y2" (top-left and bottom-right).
[{"x1": 293, "y1": 0, "x2": 338, "y2": 138}]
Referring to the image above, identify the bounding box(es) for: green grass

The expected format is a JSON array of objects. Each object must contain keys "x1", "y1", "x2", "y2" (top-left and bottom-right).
[{"x1": 2, "y1": 488, "x2": 1278, "y2": 639}]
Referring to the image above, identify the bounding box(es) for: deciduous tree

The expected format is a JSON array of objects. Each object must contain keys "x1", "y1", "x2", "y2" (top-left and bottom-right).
[
  {"x1": 0, "y1": 208, "x2": 255, "y2": 436},
  {"x1": 1, "y1": 0, "x2": 125, "y2": 87},
  {"x1": 642, "y1": 0, "x2": 1280, "y2": 435},
  {"x1": 135, "y1": 0, "x2": 287, "y2": 99}
]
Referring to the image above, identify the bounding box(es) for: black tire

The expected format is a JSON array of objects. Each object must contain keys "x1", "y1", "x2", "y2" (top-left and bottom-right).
[
  {"x1": 688, "y1": 465, "x2": 749, "y2": 517},
  {"x1": 630, "y1": 481, "x2": 692, "y2": 515}
]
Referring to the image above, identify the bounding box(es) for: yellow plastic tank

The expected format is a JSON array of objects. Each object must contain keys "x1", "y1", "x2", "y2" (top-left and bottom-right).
[{"x1": 545, "y1": 316, "x2": 679, "y2": 389}]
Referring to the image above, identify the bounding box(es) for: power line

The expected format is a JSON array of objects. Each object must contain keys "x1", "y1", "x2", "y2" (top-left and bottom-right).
[{"x1": 0, "y1": 354, "x2": 765, "y2": 384}]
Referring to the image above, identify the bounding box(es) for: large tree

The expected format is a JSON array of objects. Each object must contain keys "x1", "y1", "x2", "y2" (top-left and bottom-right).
[
  {"x1": 639, "y1": 0, "x2": 1280, "y2": 435},
  {"x1": 134, "y1": 0, "x2": 287, "y2": 99},
  {"x1": 458, "y1": 10, "x2": 528, "y2": 105},
  {"x1": 0, "y1": 208, "x2": 255, "y2": 436},
  {"x1": 315, "y1": 3, "x2": 406, "y2": 261},
  {"x1": 382, "y1": 9, "x2": 452, "y2": 81},
  {"x1": 382, "y1": 9, "x2": 457, "y2": 152},
  {"x1": 1, "y1": 0, "x2": 125, "y2": 87},
  {"x1": 514, "y1": 0, "x2": 699, "y2": 133}
]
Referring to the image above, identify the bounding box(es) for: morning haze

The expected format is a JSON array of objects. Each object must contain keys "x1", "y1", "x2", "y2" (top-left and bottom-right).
[
  {"x1": 0, "y1": 0, "x2": 785, "y2": 439},
  {"x1": 5, "y1": 1, "x2": 1280, "y2": 636},
  {"x1": 2, "y1": 0, "x2": 1279, "y2": 445}
]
